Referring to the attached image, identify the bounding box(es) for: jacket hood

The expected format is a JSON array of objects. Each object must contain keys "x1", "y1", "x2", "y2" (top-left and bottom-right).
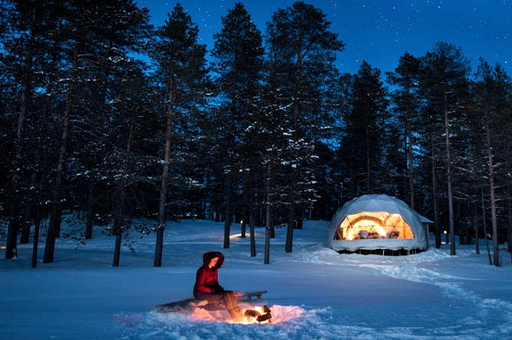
[{"x1": 202, "y1": 251, "x2": 224, "y2": 270}]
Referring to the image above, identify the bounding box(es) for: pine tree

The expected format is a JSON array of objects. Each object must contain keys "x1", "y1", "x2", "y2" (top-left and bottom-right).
[
  {"x1": 39, "y1": 0, "x2": 151, "y2": 263},
  {"x1": 419, "y1": 42, "x2": 470, "y2": 255},
  {"x1": 148, "y1": 3, "x2": 209, "y2": 267},
  {"x1": 1, "y1": 0, "x2": 65, "y2": 259},
  {"x1": 386, "y1": 52, "x2": 422, "y2": 208},
  {"x1": 252, "y1": 81, "x2": 290, "y2": 263},
  {"x1": 266, "y1": 1, "x2": 344, "y2": 253},
  {"x1": 471, "y1": 59, "x2": 512, "y2": 266},
  {"x1": 108, "y1": 60, "x2": 152, "y2": 267},
  {"x1": 338, "y1": 61, "x2": 388, "y2": 197},
  {"x1": 210, "y1": 2, "x2": 264, "y2": 249}
]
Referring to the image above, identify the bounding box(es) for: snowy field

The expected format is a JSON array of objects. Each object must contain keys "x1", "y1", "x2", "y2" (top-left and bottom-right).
[{"x1": 1, "y1": 217, "x2": 512, "y2": 340}]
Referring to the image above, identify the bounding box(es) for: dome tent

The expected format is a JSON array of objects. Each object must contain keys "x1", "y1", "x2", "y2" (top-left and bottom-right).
[{"x1": 328, "y1": 194, "x2": 427, "y2": 254}]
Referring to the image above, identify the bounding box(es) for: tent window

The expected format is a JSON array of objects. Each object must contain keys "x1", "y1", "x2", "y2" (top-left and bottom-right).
[{"x1": 334, "y1": 212, "x2": 415, "y2": 240}]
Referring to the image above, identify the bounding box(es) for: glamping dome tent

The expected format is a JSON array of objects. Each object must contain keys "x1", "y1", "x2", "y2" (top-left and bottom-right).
[{"x1": 328, "y1": 194, "x2": 428, "y2": 254}]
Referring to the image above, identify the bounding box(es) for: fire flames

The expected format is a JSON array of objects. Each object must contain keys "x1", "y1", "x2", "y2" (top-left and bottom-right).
[
  {"x1": 182, "y1": 304, "x2": 304, "y2": 325},
  {"x1": 245, "y1": 305, "x2": 272, "y2": 324},
  {"x1": 189, "y1": 303, "x2": 273, "y2": 324},
  {"x1": 228, "y1": 305, "x2": 272, "y2": 324}
]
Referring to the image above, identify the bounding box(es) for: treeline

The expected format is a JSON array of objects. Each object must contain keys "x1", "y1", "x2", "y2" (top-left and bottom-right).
[{"x1": 1, "y1": 0, "x2": 511, "y2": 266}]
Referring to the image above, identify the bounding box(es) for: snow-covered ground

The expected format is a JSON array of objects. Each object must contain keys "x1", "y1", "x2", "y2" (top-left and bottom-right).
[{"x1": 1, "y1": 218, "x2": 512, "y2": 340}]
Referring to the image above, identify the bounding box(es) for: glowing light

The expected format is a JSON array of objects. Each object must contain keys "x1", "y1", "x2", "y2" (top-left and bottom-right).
[
  {"x1": 225, "y1": 305, "x2": 272, "y2": 324},
  {"x1": 337, "y1": 212, "x2": 415, "y2": 240}
]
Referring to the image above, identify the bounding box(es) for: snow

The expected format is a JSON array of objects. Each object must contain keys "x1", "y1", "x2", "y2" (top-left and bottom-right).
[{"x1": 1, "y1": 218, "x2": 512, "y2": 340}]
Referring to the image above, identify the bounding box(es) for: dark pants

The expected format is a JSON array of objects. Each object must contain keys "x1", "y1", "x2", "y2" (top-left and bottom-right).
[{"x1": 195, "y1": 291, "x2": 241, "y2": 318}]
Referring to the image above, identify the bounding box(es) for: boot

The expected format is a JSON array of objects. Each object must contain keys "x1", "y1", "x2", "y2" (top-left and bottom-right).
[
  {"x1": 228, "y1": 306, "x2": 245, "y2": 322},
  {"x1": 223, "y1": 292, "x2": 244, "y2": 322}
]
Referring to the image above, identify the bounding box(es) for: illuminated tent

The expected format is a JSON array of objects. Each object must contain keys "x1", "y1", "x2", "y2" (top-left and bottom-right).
[{"x1": 328, "y1": 194, "x2": 427, "y2": 253}]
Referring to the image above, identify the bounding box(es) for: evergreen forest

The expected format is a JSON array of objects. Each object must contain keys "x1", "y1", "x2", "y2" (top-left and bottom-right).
[{"x1": 1, "y1": 0, "x2": 511, "y2": 266}]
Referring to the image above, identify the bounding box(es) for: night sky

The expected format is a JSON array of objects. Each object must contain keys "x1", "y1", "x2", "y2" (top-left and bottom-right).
[{"x1": 137, "y1": 0, "x2": 512, "y2": 75}]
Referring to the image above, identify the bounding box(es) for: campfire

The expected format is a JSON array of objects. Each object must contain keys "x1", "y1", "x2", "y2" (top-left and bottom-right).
[
  {"x1": 187, "y1": 301, "x2": 272, "y2": 324},
  {"x1": 164, "y1": 304, "x2": 304, "y2": 325},
  {"x1": 239, "y1": 305, "x2": 272, "y2": 324}
]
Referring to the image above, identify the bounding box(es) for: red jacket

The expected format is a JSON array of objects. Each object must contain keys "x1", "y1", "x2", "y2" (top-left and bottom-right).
[
  {"x1": 193, "y1": 266, "x2": 221, "y2": 297},
  {"x1": 193, "y1": 251, "x2": 225, "y2": 298}
]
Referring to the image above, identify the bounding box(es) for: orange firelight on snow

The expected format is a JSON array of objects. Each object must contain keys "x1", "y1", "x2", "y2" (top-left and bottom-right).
[
  {"x1": 226, "y1": 305, "x2": 272, "y2": 324},
  {"x1": 187, "y1": 304, "x2": 303, "y2": 325}
]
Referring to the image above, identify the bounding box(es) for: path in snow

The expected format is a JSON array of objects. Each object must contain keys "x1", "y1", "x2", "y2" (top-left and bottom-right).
[{"x1": 353, "y1": 248, "x2": 512, "y2": 339}]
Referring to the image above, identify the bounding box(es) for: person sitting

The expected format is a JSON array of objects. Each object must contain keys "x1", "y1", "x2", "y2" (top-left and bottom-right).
[{"x1": 193, "y1": 251, "x2": 244, "y2": 322}]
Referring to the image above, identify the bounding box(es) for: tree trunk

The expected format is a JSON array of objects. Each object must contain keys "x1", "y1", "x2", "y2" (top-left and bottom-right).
[
  {"x1": 240, "y1": 220, "x2": 247, "y2": 238},
  {"x1": 112, "y1": 196, "x2": 128, "y2": 267},
  {"x1": 154, "y1": 227, "x2": 164, "y2": 267},
  {"x1": 481, "y1": 187, "x2": 493, "y2": 265},
  {"x1": 19, "y1": 222, "x2": 30, "y2": 244},
  {"x1": 407, "y1": 113, "x2": 415, "y2": 209},
  {"x1": 484, "y1": 110, "x2": 500, "y2": 266},
  {"x1": 249, "y1": 212, "x2": 256, "y2": 257},
  {"x1": 223, "y1": 177, "x2": 232, "y2": 249},
  {"x1": 223, "y1": 218, "x2": 232, "y2": 249},
  {"x1": 264, "y1": 163, "x2": 271, "y2": 265},
  {"x1": 113, "y1": 229, "x2": 122, "y2": 267},
  {"x1": 5, "y1": 204, "x2": 20, "y2": 259},
  {"x1": 241, "y1": 183, "x2": 249, "y2": 238},
  {"x1": 44, "y1": 188, "x2": 63, "y2": 263},
  {"x1": 6, "y1": 60, "x2": 34, "y2": 259},
  {"x1": 154, "y1": 82, "x2": 175, "y2": 267},
  {"x1": 19, "y1": 206, "x2": 32, "y2": 244},
  {"x1": 473, "y1": 201, "x2": 479, "y2": 255},
  {"x1": 85, "y1": 181, "x2": 95, "y2": 240},
  {"x1": 44, "y1": 51, "x2": 77, "y2": 264},
  {"x1": 285, "y1": 205, "x2": 295, "y2": 253},
  {"x1": 31, "y1": 205, "x2": 43, "y2": 268},
  {"x1": 6, "y1": 24, "x2": 37, "y2": 258},
  {"x1": 112, "y1": 186, "x2": 125, "y2": 267},
  {"x1": 443, "y1": 91, "x2": 456, "y2": 256},
  {"x1": 31, "y1": 223, "x2": 40, "y2": 268},
  {"x1": 112, "y1": 118, "x2": 134, "y2": 267},
  {"x1": 431, "y1": 117, "x2": 441, "y2": 249}
]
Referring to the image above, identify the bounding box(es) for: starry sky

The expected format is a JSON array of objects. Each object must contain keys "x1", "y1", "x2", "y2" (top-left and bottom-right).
[{"x1": 136, "y1": 0, "x2": 512, "y2": 76}]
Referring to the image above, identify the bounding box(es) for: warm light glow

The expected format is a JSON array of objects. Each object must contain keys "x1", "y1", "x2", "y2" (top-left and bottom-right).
[
  {"x1": 225, "y1": 305, "x2": 272, "y2": 324},
  {"x1": 187, "y1": 304, "x2": 302, "y2": 325},
  {"x1": 335, "y1": 212, "x2": 415, "y2": 241}
]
